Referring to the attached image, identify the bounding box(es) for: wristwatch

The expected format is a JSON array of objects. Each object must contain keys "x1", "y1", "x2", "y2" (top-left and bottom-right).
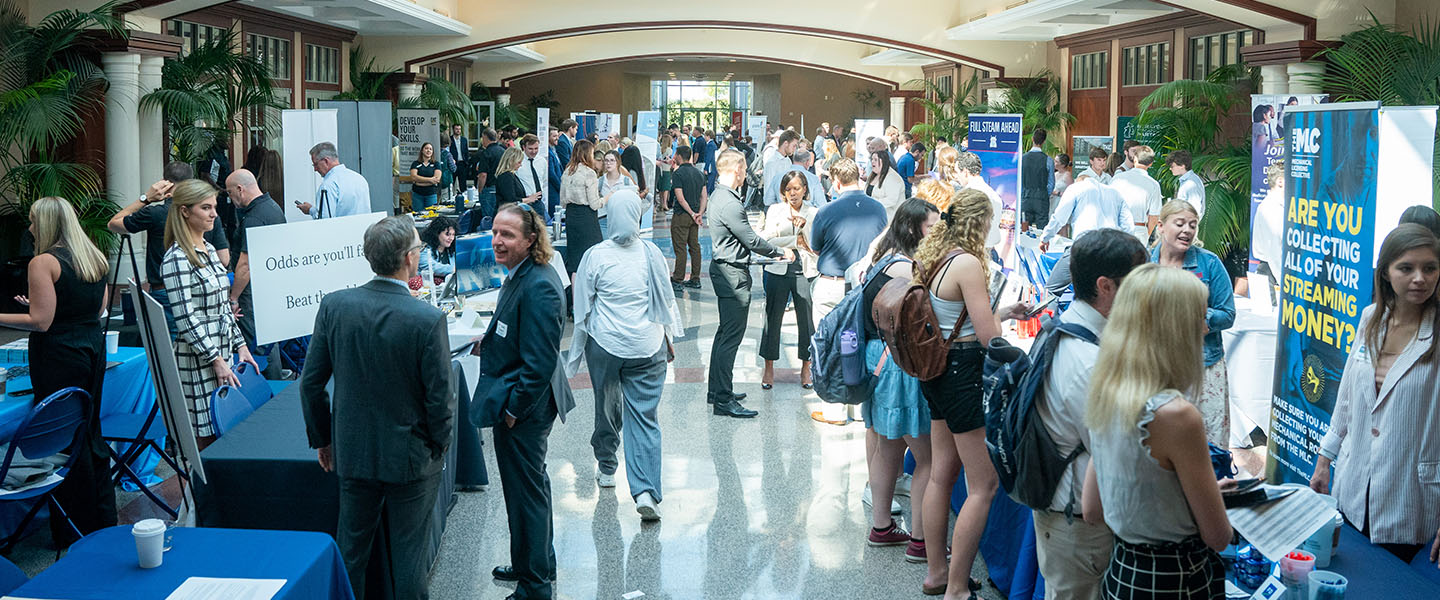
[{"x1": 137, "y1": 194, "x2": 148, "y2": 204}]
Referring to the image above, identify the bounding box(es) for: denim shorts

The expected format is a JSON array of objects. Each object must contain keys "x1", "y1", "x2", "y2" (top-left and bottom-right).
[{"x1": 919, "y1": 342, "x2": 986, "y2": 434}]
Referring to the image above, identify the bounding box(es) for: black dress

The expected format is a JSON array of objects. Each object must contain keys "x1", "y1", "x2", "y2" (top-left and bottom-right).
[{"x1": 29, "y1": 247, "x2": 116, "y2": 546}]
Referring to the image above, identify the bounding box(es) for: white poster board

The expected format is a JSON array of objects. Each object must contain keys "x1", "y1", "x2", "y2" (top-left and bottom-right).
[
  {"x1": 853, "y1": 118, "x2": 886, "y2": 176},
  {"x1": 536, "y1": 108, "x2": 551, "y2": 210},
  {"x1": 748, "y1": 114, "x2": 768, "y2": 146},
  {"x1": 129, "y1": 283, "x2": 204, "y2": 483},
  {"x1": 636, "y1": 110, "x2": 661, "y2": 231},
  {"x1": 248, "y1": 212, "x2": 388, "y2": 345},
  {"x1": 396, "y1": 109, "x2": 440, "y2": 171},
  {"x1": 281, "y1": 109, "x2": 338, "y2": 223}
]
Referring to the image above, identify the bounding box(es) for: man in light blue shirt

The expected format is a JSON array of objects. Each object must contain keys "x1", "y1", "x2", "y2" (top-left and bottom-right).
[
  {"x1": 1039, "y1": 174, "x2": 1135, "y2": 296},
  {"x1": 762, "y1": 130, "x2": 802, "y2": 204},
  {"x1": 763, "y1": 150, "x2": 824, "y2": 207},
  {"x1": 1167, "y1": 149, "x2": 1206, "y2": 221},
  {"x1": 895, "y1": 142, "x2": 924, "y2": 198},
  {"x1": 299, "y1": 141, "x2": 371, "y2": 219}
]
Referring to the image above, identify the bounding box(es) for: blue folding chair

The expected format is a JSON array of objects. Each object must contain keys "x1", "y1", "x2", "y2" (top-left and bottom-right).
[
  {"x1": 0, "y1": 387, "x2": 91, "y2": 553},
  {"x1": 457, "y1": 209, "x2": 474, "y2": 235},
  {"x1": 478, "y1": 215, "x2": 494, "y2": 232},
  {"x1": 101, "y1": 403, "x2": 188, "y2": 520},
  {"x1": 0, "y1": 555, "x2": 26, "y2": 594},
  {"x1": 233, "y1": 362, "x2": 273, "y2": 410},
  {"x1": 209, "y1": 386, "x2": 255, "y2": 437}
]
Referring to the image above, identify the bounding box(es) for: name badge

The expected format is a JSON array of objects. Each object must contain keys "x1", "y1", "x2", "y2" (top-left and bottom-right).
[
  {"x1": 1356, "y1": 345, "x2": 1371, "y2": 364},
  {"x1": 495, "y1": 321, "x2": 509, "y2": 338}
]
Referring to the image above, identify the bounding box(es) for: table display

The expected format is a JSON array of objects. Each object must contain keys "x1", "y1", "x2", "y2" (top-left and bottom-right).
[
  {"x1": 8, "y1": 525, "x2": 353, "y2": 600},
  {"x1": 1223, "y1": 298, "x2": 1279, "y2": 447}
]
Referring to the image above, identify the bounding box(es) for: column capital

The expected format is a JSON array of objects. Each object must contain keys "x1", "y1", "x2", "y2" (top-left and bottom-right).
[
  {"x1": 100, "y1": 51, "x2": 142, "y2": 69},
  {"x1": 1286, "y1": 61, "x2": 1326, "y2": 95}
]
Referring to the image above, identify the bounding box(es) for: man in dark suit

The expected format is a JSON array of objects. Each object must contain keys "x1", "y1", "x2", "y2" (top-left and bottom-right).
[
  {"x1": 447, "y1": 123, "x2": 470, "y2": 195},
  {"x1": 475, "y1": 203, "x2": 574, "y2": 600},
  {"x1": 547, "y1": 128, "x2": 564, "y2": 220},
  {"x1": 300, "y1": 216, "x2": 455, "y2": 600},
  {"x1": 556, "y1": 118, "x2": 577, "y2": 172},
  {"x1": 1020, "y1": 129, "x2": 1056, "y2": 232}
]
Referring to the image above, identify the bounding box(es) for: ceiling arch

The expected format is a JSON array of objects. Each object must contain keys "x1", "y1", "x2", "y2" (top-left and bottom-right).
[{"x1": 501, "y1": 52, "x2": 900, "y2": 89}]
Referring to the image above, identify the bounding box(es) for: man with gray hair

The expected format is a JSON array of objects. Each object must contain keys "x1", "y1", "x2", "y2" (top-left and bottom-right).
[
  {"x1": 952, "y1": 150, "x2": 1005, "y2": 248},
  {"x1": 298, "y1": 141, "x2": 371, "y2": 219},
  {"x1": 223, "y1": 168, "x2": 285, "y2": 358},
  {"x1": 301, "y1": 215, "x2": 454, "y2": 599},
  {"x1": 763, "y1": 149, "x2": 824, "y2": 207}
]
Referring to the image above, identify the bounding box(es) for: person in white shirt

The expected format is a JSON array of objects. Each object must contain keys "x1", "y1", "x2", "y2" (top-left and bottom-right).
[
  {"x1": 951, "y1": 151, "x2": 1005, "y2": 248},
  {"x1": 565, "y1": 190, "x2": 683, "y2": 522},
  {"x1": 518, "y1": 133, "x2": 545, "y2": 202},
  {"x1": 1075, "y1": 147, "x2": 1112, "y2": 184},
  {"x1": 1033, "y1": 228, "x2": 1148, "y2": 600},
  {"x1": 1040, "y1": 174, "x2": 1135, "y2": 296},
  {"x1": 299, "y1": 142, "x2": 370, "y2": 219},
  {"x1": 1117, "y1": 140, "x2": 1140, "y2": 173},
  {"x1": 1168, "y1": 150, "x2": 1206, "y2": 221},
  {"x1": 1252, "y1": 163, "x2": 1287, "y2": 280},
  {"x1": 763, "y1": 130, "x2": 803, "y2": 205},
  {"x1": 1108, "y1": 145, "x2": 1163, "y2": 242}
]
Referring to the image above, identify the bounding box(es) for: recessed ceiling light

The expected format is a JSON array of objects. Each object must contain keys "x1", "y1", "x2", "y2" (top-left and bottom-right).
[
  {"x1": 728, "y1": 59, "x2": 736, "y2": 62},
  {"x1": 666, "y1": 58, "x2": 674, "y2": 62}
]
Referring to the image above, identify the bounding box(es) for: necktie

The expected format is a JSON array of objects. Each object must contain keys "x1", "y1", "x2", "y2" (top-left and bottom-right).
[{"x1": 528, "y1": 159, "x2": 542, "y2": 194}]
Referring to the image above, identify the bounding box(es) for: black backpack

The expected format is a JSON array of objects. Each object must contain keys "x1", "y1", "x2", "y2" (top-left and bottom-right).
[{"x1": 983, "y1": 318, "x2": 1098, "y2": 514}]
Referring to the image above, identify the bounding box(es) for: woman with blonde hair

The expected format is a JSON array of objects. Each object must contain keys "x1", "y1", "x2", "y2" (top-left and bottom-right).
[
  {"x1": 0, "y1": 197, "x2": 116, "y2": 546},
  {"x1": 563, "y1": 139, "x2": 604, "y2": 280},
  {"x1": 1082, "y1": 263, "x2": 1231, "y2": 599},
  {"x1": 495, "y1": 145, "x2": 541, "y2": 212},
  {"x1": 161, "y1": 179, "x2": 257, "y2": 440},
  {"x1": 1150, "y1": 200, "x2": 1235, "y2": 443},
  {"x1": 913, "y1": 177, "x2": 956, "y2": 213},
  {"x1": 916, "y1": 188, "x2": 1031, "y2": 598}
]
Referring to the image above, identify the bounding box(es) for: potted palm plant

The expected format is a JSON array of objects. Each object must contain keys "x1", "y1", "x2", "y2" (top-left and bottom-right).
[
  {"x1": 908, "y1": 73, "x2": 989, "y2": 149},
  {"x1": 991, "y1": 70, "x2": 1075, "y2": 156}
]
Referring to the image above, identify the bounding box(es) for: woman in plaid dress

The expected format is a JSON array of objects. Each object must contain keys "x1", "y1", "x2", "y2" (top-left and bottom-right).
[
  {"x1": 1082, "y1": 264, "x2": 1232, "y2": 600},
  {"x1": 161, "y1": 179, "x2": 257, "y2": 439}
]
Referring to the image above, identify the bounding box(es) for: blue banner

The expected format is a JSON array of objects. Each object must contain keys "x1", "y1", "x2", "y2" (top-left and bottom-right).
[
  {"x1": 1249, "y1": 95, "x2": 1325, "y2": 273},
  {"x1": 967, "y1": 114, "x2": 1023, "y2": 250},
  {"x1": 1266, "y1": 106, "x2": 1378, "y2": 484}
]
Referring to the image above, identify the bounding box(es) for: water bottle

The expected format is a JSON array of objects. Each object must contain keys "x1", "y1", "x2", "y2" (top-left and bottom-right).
[{"x1": 840, "y1": 330, "x2": 863, "y2": 385}]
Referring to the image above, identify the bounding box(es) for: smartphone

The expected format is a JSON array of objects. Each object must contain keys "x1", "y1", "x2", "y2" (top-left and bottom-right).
[{"x1": 1024, "y1": 296, "x2": 1057, "y2": 319}]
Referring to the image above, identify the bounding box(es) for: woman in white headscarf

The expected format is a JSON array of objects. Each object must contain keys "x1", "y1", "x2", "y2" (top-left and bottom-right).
[{"x1": 565, "y1": 190, "x2": 683, "y2": 522}]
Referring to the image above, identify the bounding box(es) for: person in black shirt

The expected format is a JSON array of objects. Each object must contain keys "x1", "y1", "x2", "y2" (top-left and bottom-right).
[
  {"x1": 409, "y1": 142, "x2": 441, "y2": 212},
  {"x1": 106, "y1": 161, "x2": 230, "y2": 337},
  {"x1": 223, "y1": 169, "x2": 287, "y2": 358},
  {"x1": 474, "y1": 128, "x2": 505, "y2": 220},
  {"x1": 668, "y1": 147, "x2": 707, "y2": 289}
]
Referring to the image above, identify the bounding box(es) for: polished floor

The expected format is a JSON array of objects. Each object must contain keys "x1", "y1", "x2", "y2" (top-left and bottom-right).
[{"x1": 427, "y1": 222, "x2": 1004, "y2": 599}]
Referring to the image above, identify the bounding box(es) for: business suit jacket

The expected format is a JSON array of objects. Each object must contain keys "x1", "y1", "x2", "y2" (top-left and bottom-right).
[
  {"x1": 556, "y1": 135, "x2": 574, "y2": 173},
  {"x1": 474, "y1": 257, "x2": 575, "y2": 426},
  {"x1": 300, "y1": 279, "x2": 455, "y2": 483}
]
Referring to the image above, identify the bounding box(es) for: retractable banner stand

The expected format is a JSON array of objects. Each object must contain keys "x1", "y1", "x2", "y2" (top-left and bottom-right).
[
  {"x1": 636, "y1": 110, "x2": 661, "y2": 231},
  {"x1": 1266, "y1": 101, "x2": 1436, "y2": 485},
  {"x1": 318, "y1": 100, "x2": 395, "y2": 214},
  {"x1": 536, "y1": 108, "x2": 551, "y2": 211},
  {"x1": 853, "y1": 119, "x2": 886, "y2": 176},
  {"x1": 1249, "y1": 95, "x2": 1326, "y2": 272},
  {"x1": 248, "y1": 212, "x2": 388, "y2": 345},
  {"x1": 571, "y1": 113, "x2": 598, "y2": 140},
  {"x1": 396, "y1": 109, "x2": 440, "y2": 173},
  {"x1": 748, "y1": 115, "x2": 768, "y2": 146},
  {"x1": 967, "y1": 113, "x2": 1023, "y2": 264},
  {"x1": 280, "y1": 109, "x2": 338, "y2": 223}
]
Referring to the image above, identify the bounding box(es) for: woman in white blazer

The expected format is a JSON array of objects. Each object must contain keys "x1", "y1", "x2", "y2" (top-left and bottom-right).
[
  {"x1": 1311, "y1": 224, "x2": 1440, "y2": 562},
  {"x1": 867, "y1": 148, "x2": 906, "y2": 222},
  {"x1": 759, "y1": 170, "x2": 820, "y2": 390}
]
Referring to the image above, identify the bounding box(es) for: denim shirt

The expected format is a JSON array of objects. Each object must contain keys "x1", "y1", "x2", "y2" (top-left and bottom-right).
[{"x1": 1151, "y1": 245, "x2": 1235, "y2": 366}]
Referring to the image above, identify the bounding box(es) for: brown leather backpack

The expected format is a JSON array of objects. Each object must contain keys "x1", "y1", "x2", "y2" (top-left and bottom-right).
[{"x1": 870, "y1": 249, "x2": 970, "y2": 381}]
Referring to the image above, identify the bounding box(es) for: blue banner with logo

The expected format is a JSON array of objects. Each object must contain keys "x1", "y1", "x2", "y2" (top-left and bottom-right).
[
  {"x1": 1249, "y1": 95, "x2": 1325, "y2": 273},
  {"x1": 966, "y1": 114, "x2": 1023, "y2": 251},
  {"x1": 1266, "y1": 105, "x2": 1379, "y2": 485}
]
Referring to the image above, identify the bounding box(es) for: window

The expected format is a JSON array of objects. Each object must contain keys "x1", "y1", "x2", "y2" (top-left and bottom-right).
[
  {"x1": 167, "y1": 20, "x2": 226, "y2": 55},
  {"x1": 305, "y1": 44, "x2": 340, "y2": 84},
  {"x1": 650, "y1": 80, "x2": 751, "y2": 131},
  {"x1": 1190, "y1": 30, "x2": 1254, "y2": 79},
  {"x1": 450, "y1": 67, "x2": 467, "y2": 90},
  {"x1": 1070, "y1": 51, "x2": 1108, "y2": 90},
  {"x1": 1122, "y1": 42, "x2": 1170, "y2": 86},
  {"x1": 245, "y1": 33, "x2": 291, "y2": 80},
  {"x1": 426, "y1": 65, "x2": 447, "y2": 82}
]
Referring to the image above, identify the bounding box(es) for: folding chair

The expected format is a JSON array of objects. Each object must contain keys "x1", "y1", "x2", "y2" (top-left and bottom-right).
[
  {"x1": 209, "y1": 386, "x2": 255, "y2": 437},
  {"x1": 232, "y1": 362, "x2": 273, "y2": 410},
  {"x1": 0, "y1": 555, "x2": 26, "y2": 594},
  {"x1": 0, "y1": 387, "x2": 92, "y2": 553},
  {"x1": 100, "y1": 402, "x2": 188, "y2": 520},
  {"x1": 457, "y1": 209, "x2": 474, "y2": 235}
]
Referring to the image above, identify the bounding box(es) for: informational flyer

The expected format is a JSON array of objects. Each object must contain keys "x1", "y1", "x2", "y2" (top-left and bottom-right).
[{"x1": 248, "y1": 212, "x2": 388, "y2": 345}]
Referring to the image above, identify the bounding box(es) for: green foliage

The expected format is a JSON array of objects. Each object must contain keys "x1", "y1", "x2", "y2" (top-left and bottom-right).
[
  {"x1": 469, "y1": 83, "x2": 531, "y2": 130},
  {"x1": 851, "y1": 89, "x2": 885, "y2": 119},
  {"x1": 142, "y1": 28, "x2": 285, "y2": 163},
  {"x1": 1135, "y1": 63, "x2": 1258, "y2": 260},
  {"x1": 992, "y1": 70, "x2": 1075, "y2": 156},
  {"x1": 906, "y1": 74, "x2": 988, "y2": 148},
  {"x1": 332, "y1": 46, "x2": 397, "y2": 101},
  {"x1": 1298, "y1": 14, "x2": 1440, "y2": 210},
  {"x1": 400, "y1": 77, "x2": 474, "y2": 128},
  {"x1": 0, "y1": 0, "x2": 126, "y2": 253}
]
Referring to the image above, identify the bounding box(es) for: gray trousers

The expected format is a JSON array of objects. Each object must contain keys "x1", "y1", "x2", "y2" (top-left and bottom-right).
[
  {"x1": 585, "y1": 338, "x2": 667, "y2": 502},
  {"x1": 338, "y1": 473, "x2": 441, "y2": 600},
  {"x1": 1044, "y1": 249, "x2": 1073, "y2": 297}
]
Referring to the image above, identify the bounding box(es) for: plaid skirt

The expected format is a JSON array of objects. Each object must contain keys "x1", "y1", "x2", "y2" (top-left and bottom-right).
[{"x1": 1103, "y1": 536, "x2": 1224, "y2": 600}]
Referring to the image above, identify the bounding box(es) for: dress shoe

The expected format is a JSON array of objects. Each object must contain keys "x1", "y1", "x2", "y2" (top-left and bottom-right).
[
  {"x1": 732, "y1": 392, "x2": 747, "y2": 400},
  {"x1": 713, "y1": 399, "x2": 758, "y2": 418},
  {"x1": 708, "y1": 392, "x2": 745, "y2": 404},
  {"x1": 492, "y1": 565, "x2": 519, "y2": 581},
  {"x1": 635, "y1": 492, "x2": 661, "y2": 522},
  {"x1": 596, "y1": 471, "x2": 616, "y2": 488}
]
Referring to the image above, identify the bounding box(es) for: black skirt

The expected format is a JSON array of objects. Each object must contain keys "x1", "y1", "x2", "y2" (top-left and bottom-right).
[{"x1": 565, "y1": 203, "x2": 602, "y2": 275}]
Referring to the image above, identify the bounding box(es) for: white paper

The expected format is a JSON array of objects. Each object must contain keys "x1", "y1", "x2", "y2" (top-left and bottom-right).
[
  {"x1": 164, "y1": 577, "x2": 285, "y2": 600},
  {"x1": 1227, "y1": 485, "x2": 1336, "y2": 562}
]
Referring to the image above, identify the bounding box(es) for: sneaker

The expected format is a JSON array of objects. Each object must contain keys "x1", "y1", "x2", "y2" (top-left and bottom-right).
[
  {"x1": 861, "y1": 483, "x2": 903, "y2": 515},
  {"x1": 867, "y1": 521, "x2": 911, "y2": 547},
  {"x1": 905, "y1": 539, "x2": 928, "y2": 563},
  {"x1": 684, "y1": 279, "x2": 702, "y2": 289},
  {"x1": 894, "y1": 473, "x2": 913, "y2": 498},
  {"x1": 596, "y1": 471, "x2": 616, "y2": 488},
  {"x1": 636, "y1": 492, "x2": 660, "y2": 522}
]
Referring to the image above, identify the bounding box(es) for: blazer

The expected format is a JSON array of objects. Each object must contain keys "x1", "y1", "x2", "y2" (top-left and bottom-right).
[
  {"x1": 761, "y1": 203, "x2": 818, "y2": 278},
  {"x1": 473, "y1": 257, "x2": 575, "y2": 427},
  {"x1": 496, "y1": 170, "x2": 528, "y2": 207},
  {"x1": 556, "y1": 134, "x2": 573, "y2": 171},
  {"x1": 1320, "y1": 305, "x2": 1440, "y2": 544},
  {"x1": 300, "y1": 279, "x2": 455, "y2": 483}
]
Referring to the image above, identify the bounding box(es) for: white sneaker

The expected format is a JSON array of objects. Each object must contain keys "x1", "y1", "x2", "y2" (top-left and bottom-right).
[
  {"x1": 894, "y1": 473, "x2": 913, "y2": 498},
  {"x1": 596, "y1": 472, "x2": 616, "y2": 488},
  {"x1": 636, "y1": 492, "x2": 661, "y2": 521},
  {"x1": 861, "y1": 483, "x2": 902, "y2": 515}
]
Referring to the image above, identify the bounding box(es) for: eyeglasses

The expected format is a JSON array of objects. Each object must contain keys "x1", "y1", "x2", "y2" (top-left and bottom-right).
[{"x1": 409, "y1": 243, "x2": 425, "y2": 254}]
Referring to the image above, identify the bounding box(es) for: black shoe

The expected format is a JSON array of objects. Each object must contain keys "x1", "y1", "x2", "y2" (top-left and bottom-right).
[
  {"x1": 733, "y1": 392, "x2": 747, "y2": 401},
  {"x1": 713, "y1": 400, "x2": 758, "y2": 418},
  {"x1": 684, "y1": 279, "x2": 702, "y2": 289},
  {"x1": 672, "y1": 282, "x2": 684, "y2": 294},
  {"x1": 492, "y1": 566, "x2": 519, "y2": 581}
]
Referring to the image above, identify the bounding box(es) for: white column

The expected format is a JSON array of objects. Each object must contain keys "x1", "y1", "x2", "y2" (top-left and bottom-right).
[
  {"x1": 102, "y1": 53, "x2": 142, "y2": 206},
  {"x1": 1286, "y1": 62, "x2": 1325, "y2": 95},
  {"x1": 889, "y1": 96, "x2": 906, "y2": 131},
  {"x1": 497, "y1": 93, "x2": 512, "y2": 106},
  {"x1": 138, "y1": 55, "x2": 165, "y2": 184},
  {"x1": 1260, "y1": 64, "x2": 1289, "y2": 95},
  {"x1": 399, "y1": 82, "x2": 423, "y2": 103},
  {"x1": 986, "y1": 87, "x2": 1014, "y2": 107}
]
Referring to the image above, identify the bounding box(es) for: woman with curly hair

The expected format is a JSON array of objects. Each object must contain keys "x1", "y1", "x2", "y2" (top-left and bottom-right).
[{"x1": 915, "y1": 188, "x2": 1031, "y2": 598}]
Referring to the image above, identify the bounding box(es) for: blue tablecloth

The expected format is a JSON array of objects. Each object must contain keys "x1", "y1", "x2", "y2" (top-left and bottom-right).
[
  {"x1": 950, "y1": 468, "x2": 1045, "y2": 600},
  {"x1": 1327, "y1": 525, "x2": 1440, "y2": 595},
  {"x1": 10, "y1": 525, "x2": 354, "y2": 600},
  {"x1": 0, "y1": 346, "x2": 161, "y2": 489}
]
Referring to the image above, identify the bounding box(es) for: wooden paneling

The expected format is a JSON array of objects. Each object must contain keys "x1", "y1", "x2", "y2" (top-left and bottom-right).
[{"x1": 1068, "y1": 90, "x2": 1111, "y2": 138}]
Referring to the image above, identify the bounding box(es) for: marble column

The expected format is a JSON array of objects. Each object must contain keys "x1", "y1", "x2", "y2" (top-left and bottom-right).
[
  {"x1": 102, "y1": 52, "x2": 142, "y2": 206},
  {"x1": 399, "y1": 82, "x2": 423, "y2": 103},
  {"x1": 497, "y1": 93, "x2": 512, "y2": 106},
  {"x1": 986, "y1": 87, "x2": 1014, "y2": 107},
  {"x1": 138, "y1": 55, "x2": 165, "y2": 184},
  {"x1": 1286, "y1": 62, "x2": 1325, "y2": 95},
  {"x1": 1260, "y1": 64, "x2": 1289, "y2": 95},
  {"x1": 889, "y1": 96, "x2": 906, "y2": 131}
]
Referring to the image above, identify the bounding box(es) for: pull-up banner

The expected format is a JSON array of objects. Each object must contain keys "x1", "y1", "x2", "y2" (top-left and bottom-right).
[{"x1": 966, "y1": 113, "x2": 1023, "y2": 252}]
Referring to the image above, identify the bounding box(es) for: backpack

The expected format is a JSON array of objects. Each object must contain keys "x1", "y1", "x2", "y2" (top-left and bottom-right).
[
  {"x1": 809, "y1": 255, "x2": 908, "y2": 404},
  {"x1": 870, "y1": 249, "x2": 968, "y2": 381},
  {"x1": 983, "y1": 317, "x2": 1098, "y2": 514}
]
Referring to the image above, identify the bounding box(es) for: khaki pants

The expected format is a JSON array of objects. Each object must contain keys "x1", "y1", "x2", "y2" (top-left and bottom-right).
[
  {"x1": 671, "y1": 213, "x2": 702, "y2": 281},
  {"x1": 1033, "y1": 510, "x2": 1114, "y2": 600}
]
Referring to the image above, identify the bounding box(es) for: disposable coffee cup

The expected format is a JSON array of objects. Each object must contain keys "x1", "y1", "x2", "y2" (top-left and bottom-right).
[
  {"x1": 133, "y1": 518, "x2": 165, "y2": 568},
  {"x1": 105, "y1": 331, "x2": 119, "y2": 355}
]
